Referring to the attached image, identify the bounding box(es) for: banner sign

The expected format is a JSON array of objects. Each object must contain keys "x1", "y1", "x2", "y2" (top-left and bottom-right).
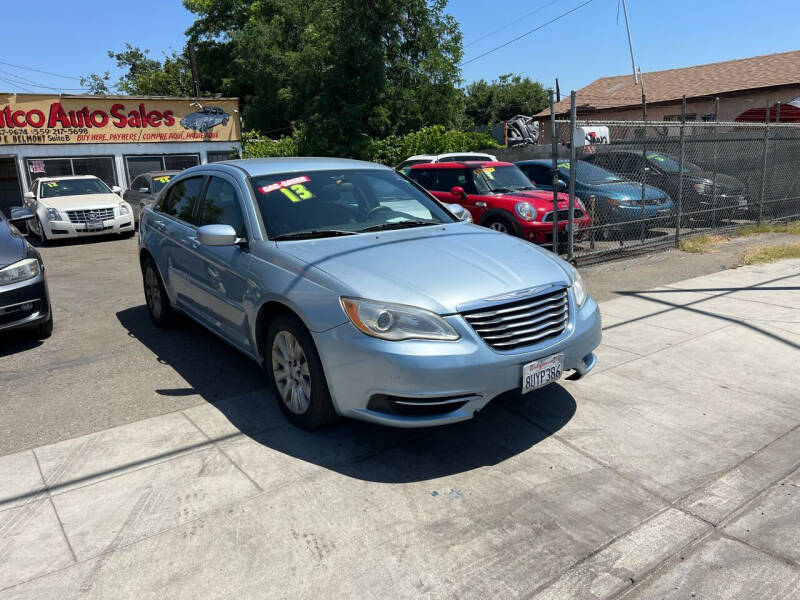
[{"x1": 0, "y1": 94, "x2": 240, "y2": 145}]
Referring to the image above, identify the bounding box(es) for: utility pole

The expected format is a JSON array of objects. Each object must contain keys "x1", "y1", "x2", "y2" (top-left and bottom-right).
[
  {"x1": 621, "y1": 0, "x2": 638, "y2": 85},
  {"x1": 189, "y1": 44, "x2": 201, "y2": 98}
]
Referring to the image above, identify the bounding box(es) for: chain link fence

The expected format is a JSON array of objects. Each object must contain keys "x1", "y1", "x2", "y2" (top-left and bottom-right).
[{"x1": 538, "y1": 118, "x2": 800, "y2": 264}]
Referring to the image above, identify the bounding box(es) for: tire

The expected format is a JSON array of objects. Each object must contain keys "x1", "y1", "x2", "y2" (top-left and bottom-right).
[
  {"x1": 142, "y1": 257, "x2": 176, "y2": 327},
  {"x1": 32, "y1": 314, "x2": 53, "y2": 339},
  {"x1": 34, "y1": 217, "x2": 49, "y2": 245},
  {"x1": 483, "y1": 216, "x2": 516, "y2": 236},
  {"x1": 266, "y1": 314, "x2": 337, "y2": 430}
]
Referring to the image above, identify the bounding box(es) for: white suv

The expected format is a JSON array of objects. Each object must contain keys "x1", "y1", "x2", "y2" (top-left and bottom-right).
[
  {"x1": 396, "y1": 152, "x2": 499, "y2": 175},
  {"x1": 24, "y1": 176, "x2": 134, "y2": 243}
]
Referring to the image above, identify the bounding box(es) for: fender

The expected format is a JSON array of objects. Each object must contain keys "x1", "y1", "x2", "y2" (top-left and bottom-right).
[{"x1": 479, "y1": 208, "x2": 521, "y2": 235}]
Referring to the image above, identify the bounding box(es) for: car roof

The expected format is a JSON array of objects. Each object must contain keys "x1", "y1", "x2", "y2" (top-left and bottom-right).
[
  {"x1": 138, "y1": 170, "x2": 180, "y2": 177},
  {"x1": 34, "y1": 175, "x2": 100, "y2": 182},
  {"x1": 209, "y1": 157, "x2": 391, "y2": 177},
  {"x1": 410, "y1": 161, "x2": 513, "y2": 169},
  {"x1": 516, "y1": 159, "x2": 567, "y2": 166}
]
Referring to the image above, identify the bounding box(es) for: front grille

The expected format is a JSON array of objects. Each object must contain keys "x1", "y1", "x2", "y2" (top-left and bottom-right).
[
  {"x1": 543, "y1": 209, "x2": 585, "y2": 222},
  {"x1": 66, "y1": 208, "x2": 115, "y2": 223},
  {"x1": 462, "y1": 287, "x2": 569, "y2": 350}
]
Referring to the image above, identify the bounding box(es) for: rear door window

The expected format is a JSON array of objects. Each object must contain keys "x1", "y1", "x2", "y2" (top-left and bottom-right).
[
  {"x1": 432, "y1": 169, "x2": 468, "y2": 191},
  {"x1": 159, "y1": 176, "x2": 204, "y2": 225}
]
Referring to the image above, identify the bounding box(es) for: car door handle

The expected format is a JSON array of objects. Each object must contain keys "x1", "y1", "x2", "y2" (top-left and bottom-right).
[{"x1": 152, "y1": 220, "x2": 167, "y2": 232}]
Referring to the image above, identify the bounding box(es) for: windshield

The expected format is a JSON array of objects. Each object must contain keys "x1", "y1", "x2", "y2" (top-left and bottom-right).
[
  {"x1": 39, "y1": 178, "x2": 111, "y2": 198},
  {"x1": 251, "y1": 169, "x2": 456, "y2": 239},
  {"x1": 558, "y1": 161, "x2": 622, "y2": 185},
  {"x1": 646, "y1": 152, "x2": 702, "y2": 174},
  {"x1": 471, "y1": 165, "x2": 535, "y2": 193},
  {"x1": 151, "y1": 175, "x2": 172, "y2": 193}
]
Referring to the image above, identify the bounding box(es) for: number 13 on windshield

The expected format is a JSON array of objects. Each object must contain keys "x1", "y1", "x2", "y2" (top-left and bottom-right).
[{"x1": 280, "y1": 184, "x2": 314, "y2": 203}]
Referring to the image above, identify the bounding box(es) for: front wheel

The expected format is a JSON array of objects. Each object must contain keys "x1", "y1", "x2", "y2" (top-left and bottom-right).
[
  {"x1": 266, "y1": 314, "x2": 337, "y2": 429},
  {"x1": 34, "y1": 217, "x2": 49, "y2": 245},
  {"x1": 483, "y1": 216, "x2": 516, "y2": 236}
]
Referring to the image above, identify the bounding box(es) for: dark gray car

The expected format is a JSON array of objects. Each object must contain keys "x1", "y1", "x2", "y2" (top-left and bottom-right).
[{"x1": 124, "y1": 171, "x2": 179, "y2": 224}]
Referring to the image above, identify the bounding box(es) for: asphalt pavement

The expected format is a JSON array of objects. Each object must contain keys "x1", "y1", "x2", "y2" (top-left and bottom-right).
[{"x1": 1, "y1": 235, "x2": 799, "y2": 598}]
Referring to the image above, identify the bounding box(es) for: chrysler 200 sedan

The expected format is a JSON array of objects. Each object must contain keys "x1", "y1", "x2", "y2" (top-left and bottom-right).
[{"x1": 138, "y1": 158, "x2": 601, "y2": 429}]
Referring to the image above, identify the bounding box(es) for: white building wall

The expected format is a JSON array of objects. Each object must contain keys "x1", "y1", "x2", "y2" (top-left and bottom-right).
[{"x1": 5, "y1": 140, "x2": 242, "y2": 193}]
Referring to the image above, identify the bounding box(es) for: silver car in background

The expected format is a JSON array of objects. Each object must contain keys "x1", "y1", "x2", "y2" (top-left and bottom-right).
[
  {"x1": 138, "y1": 158, "x2": 601, "y2": 429},
  {"x1": 123, "y1": 170, "x2": 179, "y2": 225}
]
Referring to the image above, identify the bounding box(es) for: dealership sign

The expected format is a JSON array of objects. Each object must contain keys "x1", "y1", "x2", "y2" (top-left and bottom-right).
[
  {"x1": 0, "y1": 94, "x2": 240, "y2": 145},
  {"x1": 573, "y1": 126, "x2": 610, "y2": 147}
]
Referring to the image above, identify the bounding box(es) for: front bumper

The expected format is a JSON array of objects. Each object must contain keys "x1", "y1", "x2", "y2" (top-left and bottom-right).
[
  {"x1": 42, "y1": 215, "x2": 134, "y2": 238},
  {"x1": 313, "y1": 294, "x2": 601, "y2": 427},
  {"x1": 519, "y1": 216, "x2": 592, "y2": 244},
  {"x1": 0, "y1": 271, "x2": 50, "y2": 333}
]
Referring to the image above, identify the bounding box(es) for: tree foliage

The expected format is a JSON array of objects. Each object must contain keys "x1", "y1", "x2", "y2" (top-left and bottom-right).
[
  {"x1": 464, "y1": 73, "x2": 548, "y2": 125},
  {"x1": 182, "y1": 0, "x2": 464, "y2": 156},
  {"x1": 366, "y1": 125, "x2": 499, "y2": 166},
  {"x1": 104, "y1": 44, "x2": 194, "y2": 96}
]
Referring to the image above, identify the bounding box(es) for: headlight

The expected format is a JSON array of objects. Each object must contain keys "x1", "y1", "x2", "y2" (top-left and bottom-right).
[
  {"x1": 514, "y1": 201, "x2": 537, "y2": 221},
  {"x1": 570, "y1": 267, "x2": 587, "y2": 306},
  {"x1": 45, "y1": 207, "x2": 62, "y2": 221},
  {"x1": 119, "y1": 202, "x2": 130, "y2": 215},
  {"x1": 341, "y1": 297, "x2": 460, "y2": 341},
  {"x1": 693, "y1": 182, "x2": 712, "y2": 195},
  {"x1": 0, "y1": 258, "x2": 40, "y2": 286}
]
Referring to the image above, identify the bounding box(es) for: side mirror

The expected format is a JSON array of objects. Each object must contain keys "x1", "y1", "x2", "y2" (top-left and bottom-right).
[
  {"x1": 8, "y1": 206, "x2": 35, "y2": 224},
  {"x1": 137, "y1": 187, "x2": 150, "y2": 193},
  {"x1": 556, "y1": 180, "x2": 567, "y2": 192},
  {"x1": 24, "y1": 191, "x2": 35, "y2": 200},
  {"x1": 111, "y1": 185, "x2": 122, "y2": 194},
  {"x1": 450, "y1": 185, "x2": 467, "y2": 200},
  {"x1": 198, "y1": 224, "x2": 238, "y2": 246}
]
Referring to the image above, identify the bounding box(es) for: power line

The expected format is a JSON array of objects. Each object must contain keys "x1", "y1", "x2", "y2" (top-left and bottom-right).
[
  {"x1": 0, "y1": 60, "x2": 81, "y2": 81},
  {"x1": 0, "y1": 69, "x2": 87, "y2": 91},
  {"x1": 465, "y1": 0, "x2": 564, "y2": 48},
  {"x1": 461, "y1": 0, "x2": 597, "y2": 66},
  {"x1": 0, "y1": 76, "x2": 36, "y2": 93}
]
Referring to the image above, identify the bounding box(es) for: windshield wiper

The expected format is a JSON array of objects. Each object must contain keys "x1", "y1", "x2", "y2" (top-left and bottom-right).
[
  {"x1": 271, "y1": 229, "x2": 356, "y2": 241},
  {"x1": 514, "y1": 186, "x2": 536, "y2": 191},
  {"x1": 361, "y1": 220, "x2": 436, "y2": 232},
  {"x1": 489, "y1": 187, "x2": 512, "y2": 193}
]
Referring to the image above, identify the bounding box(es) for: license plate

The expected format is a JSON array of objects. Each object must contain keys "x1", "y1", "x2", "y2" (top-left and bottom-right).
[
  {"x1": 86, "y1": 220, "x2": 103, "y2": 231},
  {"x1": 522, "y1": 353, "x2": 564, "y2": 394}
]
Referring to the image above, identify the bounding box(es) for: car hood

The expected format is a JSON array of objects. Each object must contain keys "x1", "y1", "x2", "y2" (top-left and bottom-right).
[
  {"x1": 585, "y1": 181, "x2": 668, "y2": 202},
  {"x1": 0, "y1": 219, "x2": 27, "y2": 269},
  {"x1": 684, "y1": 172, "x2": 744, "y2": 191},
  {"x1": 40, "y1": 193, "x2": 123, "y2": 209},
  {"x1": 276, "y1": 223, "x2": 572, "y2": 314}
]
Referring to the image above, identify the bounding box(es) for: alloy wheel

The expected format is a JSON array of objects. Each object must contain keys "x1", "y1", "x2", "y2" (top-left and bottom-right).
[
  {"x1": 271, "y1": 330, "x2": 312, "y2": 414},
  {"x1": 489, "y1": 221, "x2": 508, "y2": 233}
]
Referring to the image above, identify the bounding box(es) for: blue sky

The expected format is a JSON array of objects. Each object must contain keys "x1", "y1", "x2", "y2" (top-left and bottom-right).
[{"x1": 1, "y1": 0, "x2": 799, "y2": 95}]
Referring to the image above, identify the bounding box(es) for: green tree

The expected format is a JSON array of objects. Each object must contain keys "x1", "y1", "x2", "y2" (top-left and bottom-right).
[
  {"x1": 464, "y1": 73, "x2": 548, "y2": 125},
  {"x1": 83, "y1": 44, "x2": 194, "y2": 97},
  {"x1": 183, "y1": 0, "x2": 464, "y2": 157}
]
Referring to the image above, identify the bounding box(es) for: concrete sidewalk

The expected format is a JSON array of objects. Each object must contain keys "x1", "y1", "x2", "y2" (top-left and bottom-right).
[{"x1": 2, "y1": 260, "x2": 799, "y2": 599}]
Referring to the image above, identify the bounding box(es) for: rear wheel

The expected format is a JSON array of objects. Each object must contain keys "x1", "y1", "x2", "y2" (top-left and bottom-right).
[
  {"x1": 483, "y1": 216, "x2": 516, "y2": 236},
  {"x1": 142, "y1": 257, "x2": 176, "y2": 327},
  {"x1": 266, "y1": 314, "x2": 336, "y2": 429}
]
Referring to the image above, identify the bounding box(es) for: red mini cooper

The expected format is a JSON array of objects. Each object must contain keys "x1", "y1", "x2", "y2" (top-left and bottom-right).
[{"x1": 407, "y1": 161, "x2": 590, "y2": 246}]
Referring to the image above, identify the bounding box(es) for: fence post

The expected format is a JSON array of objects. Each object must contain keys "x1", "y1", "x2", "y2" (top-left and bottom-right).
[
  {"x1": 759, "y1": 98, "x2": 770, "y2": 222},
  {"x1": 639, "y1": 122, "x2": 647, "y2": 244},
  {"x1": 567, "y1": 91, "x2": 577, "y2": 261},
  {"x1": 711, "y1": 97, "x2": 719, "y2": 229},
  {"x1": 549, "y1": 88, "x2": 559, "y2": 253},
  {"x1": 676, "y1": 96, "x2": 686, "y2": 248}
]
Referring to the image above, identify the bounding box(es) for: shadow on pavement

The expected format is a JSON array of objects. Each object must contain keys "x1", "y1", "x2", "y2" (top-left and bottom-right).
[{"x1": 116, "y1": 304, "x2": 576, "y2": 484}]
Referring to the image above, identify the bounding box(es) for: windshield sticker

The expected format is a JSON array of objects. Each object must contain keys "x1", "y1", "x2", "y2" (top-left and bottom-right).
[
  {"x1": 647, "y1": 153, "x2": 666, "y2": 162},
  {"x1": 560, "y1": 162, "x2": 570, "y2": 170},
  {"x1": 153, "y1": 175, "x2": 171, "y2": 183},
  {"x1": 475, "y1": 167, "x2": 495, "y2": 179},
  {"x1": 259, "y1": 175, "x2": 314, "y2": 203},
  {"x1": 45, "y1": 182, "x2": 58, "y2": 187}
]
